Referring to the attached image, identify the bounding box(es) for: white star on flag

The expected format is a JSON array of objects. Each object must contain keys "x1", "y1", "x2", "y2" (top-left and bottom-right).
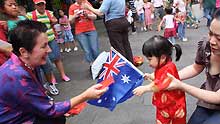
[
  {"x1": 97, "y1": 99, "x2": 102, "y2": 103},
  {"x1": 112, "y1": 97, "x2": 116, "y2": 101},
  {"x1": 121, "y1": 74, "x2": 131, "y2": 84}
]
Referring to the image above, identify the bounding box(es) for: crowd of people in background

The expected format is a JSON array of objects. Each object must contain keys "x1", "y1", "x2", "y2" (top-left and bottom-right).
[
  {"x1": 125, "y1": 0, "x2": 190, "y2": 42},
  {"x1": 125, "y1": 0, "x2": 219, "y2": 42}
]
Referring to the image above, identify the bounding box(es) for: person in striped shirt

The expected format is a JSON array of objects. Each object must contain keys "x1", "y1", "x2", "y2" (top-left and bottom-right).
[{"x1": 26, "y1": 0, "x2": 71, "y2": 95}]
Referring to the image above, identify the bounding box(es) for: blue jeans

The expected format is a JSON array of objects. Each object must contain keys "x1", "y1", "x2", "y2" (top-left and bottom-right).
[
  {"x1": 138, "y1": 13, "x2": 145, "y2": 23},
  {"x1": 203, "y1": 8, "x2": 215, "y2": 27},
  {"x1": 188, "y1": 106, "x2": 220, "y2": 124},
  {"x1": 48, "y1": 40, "x2": 61, "y2": 62},
  {"x1": 76, "y1": 30, "x2": 99, "y2": 63},
  {"x1": 178, "y1": 22, "x2": 186, "y2": 40}
]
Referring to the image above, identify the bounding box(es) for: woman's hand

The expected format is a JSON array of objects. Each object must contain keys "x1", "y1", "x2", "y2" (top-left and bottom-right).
[
  {"x1": 166, "y1": 73, "x2": 182, "y2": 90},
  {"x1": 0, "y1": 48, "x2": 12, "y2": 57},
  {"x1": 64, "y1": 113, "x2": 75, "y2": 117},
  {"x1": 0, "y1": 21, "x2": 8, "y2": 31},
  {"x1": 81, "y1": 3, "x2": 90, "y2": 10},
  {"x1": 81, "y1": 84, "x2": 108, "y2": 100}
]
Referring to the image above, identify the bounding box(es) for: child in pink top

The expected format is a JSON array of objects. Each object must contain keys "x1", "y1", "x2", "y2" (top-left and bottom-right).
[
  {"x1": 144, "y1": 0, "x2": 154, "y2": 31},
  {"x1": 54, "y1": 23, "x2": 65, "y2": 52},
  {"x1": 58, "y1": 9, "x2": 78, "y2": 53}
]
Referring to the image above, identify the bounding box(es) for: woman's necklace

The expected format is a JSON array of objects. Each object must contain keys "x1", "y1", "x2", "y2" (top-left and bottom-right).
[{"x1": 24, "y1": 63, "x2": 34, "y2": 71}]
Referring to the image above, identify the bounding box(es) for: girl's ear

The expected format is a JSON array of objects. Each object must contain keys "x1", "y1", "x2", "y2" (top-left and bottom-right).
[{"x1": 161, "y1": 54, "x2": 167, "y2": 63}]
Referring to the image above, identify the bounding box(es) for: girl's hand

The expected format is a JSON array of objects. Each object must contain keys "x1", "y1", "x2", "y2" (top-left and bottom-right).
[
  {"x1": 133, "y1": 86, "x2": 147, "y2": 96},
  {"x1": 133, "y1": 84, "x2": 152, "y2": 96},
  {"x1": 144, "y1": 73, "x2": 154, "y2": 81}
]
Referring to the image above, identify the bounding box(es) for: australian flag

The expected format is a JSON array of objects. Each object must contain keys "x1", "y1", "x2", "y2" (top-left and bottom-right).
[{"x1": 88, "y1": 47, "x2": 144, "y2": 111}]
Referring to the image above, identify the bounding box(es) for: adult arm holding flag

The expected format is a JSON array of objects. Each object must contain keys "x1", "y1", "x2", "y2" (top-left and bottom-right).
[
  {"x1": 69, "y1": 84, "x2": 107, "y2": 108},
  {"x1": 64, "y1": 83, "x2": 108, "y2": 116}
]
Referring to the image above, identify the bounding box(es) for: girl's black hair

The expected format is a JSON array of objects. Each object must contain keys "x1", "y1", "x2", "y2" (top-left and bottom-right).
[
  {"x1": 142, "y1": 35, "x2": 182, "y2": 61},
  {"x1": 9, "y1": 20, "x2": 48, "y2": 56},
  {"x1": 165, "y1": 8, "x2": 173, "y2": 15}
]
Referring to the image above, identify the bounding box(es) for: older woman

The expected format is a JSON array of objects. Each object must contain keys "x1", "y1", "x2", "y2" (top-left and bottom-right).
[{"x1": 0, "y1": 20, "x2": 107, "y2": 124}]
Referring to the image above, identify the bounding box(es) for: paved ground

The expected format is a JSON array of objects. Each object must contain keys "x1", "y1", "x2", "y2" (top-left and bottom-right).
[{"x1": 53, "y1": 18, "x2": 209, "y2": 124}]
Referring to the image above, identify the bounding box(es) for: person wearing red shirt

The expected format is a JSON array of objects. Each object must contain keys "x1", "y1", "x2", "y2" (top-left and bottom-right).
[{"x1": 69, "y1": 0, "x2": 100, "y2": 66}]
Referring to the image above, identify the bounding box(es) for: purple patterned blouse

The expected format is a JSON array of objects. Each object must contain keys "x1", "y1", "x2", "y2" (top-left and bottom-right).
[{"x1": 0, "y1": 54, "x2": 71, "y2": 124}]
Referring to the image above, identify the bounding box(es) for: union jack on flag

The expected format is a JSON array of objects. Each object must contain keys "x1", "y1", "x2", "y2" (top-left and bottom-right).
[
  {"x1": 99, "y1": 49, "x2": 126, "y2": 80},
  {"x1": 88, "y1": 47, "x2": 144, "y2": 111}
]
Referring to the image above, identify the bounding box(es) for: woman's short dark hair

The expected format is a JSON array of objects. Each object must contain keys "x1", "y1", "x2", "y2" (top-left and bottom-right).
[
  {"x1": 142, "y1": 35, "x2": 182, "y2": 61},
  {"x1": 9, "y1": 20, "x2": 48, "y2": 56}
]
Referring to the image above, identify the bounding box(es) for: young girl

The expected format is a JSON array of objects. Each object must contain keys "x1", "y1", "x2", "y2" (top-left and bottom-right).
[
  {"x1": 185, "y1": 0, "x2": 198, "y2": 29},
  {"x1": 134, "y1": 0, "x2": 146, "y2": 31},
  {"x1": 173, "y1": 0, "x2": 188, "y2": 42},
  {"x1": 158, "y1": 8, "x2": 176, "y2": 44},
  {"x1": 126, "y1": 4, "x2": 134, "y2": 25},
  {"x1": 133, "y1": 35, "x2": 186, "y2": 124},
  {"x1": 144, "y1": 0, "x2": 154, "y2": 31},
  {"x1": 53, "y1": 23, "x2": 65, "y2": 52},
  {"x1": 58, "y1": 9, "x2": 78, "y2": 53}
]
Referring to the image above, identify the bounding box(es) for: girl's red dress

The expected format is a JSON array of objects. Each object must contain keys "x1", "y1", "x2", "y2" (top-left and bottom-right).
[{"x1": 152, "y1": 60, "x2": 186, "y2": 124}]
